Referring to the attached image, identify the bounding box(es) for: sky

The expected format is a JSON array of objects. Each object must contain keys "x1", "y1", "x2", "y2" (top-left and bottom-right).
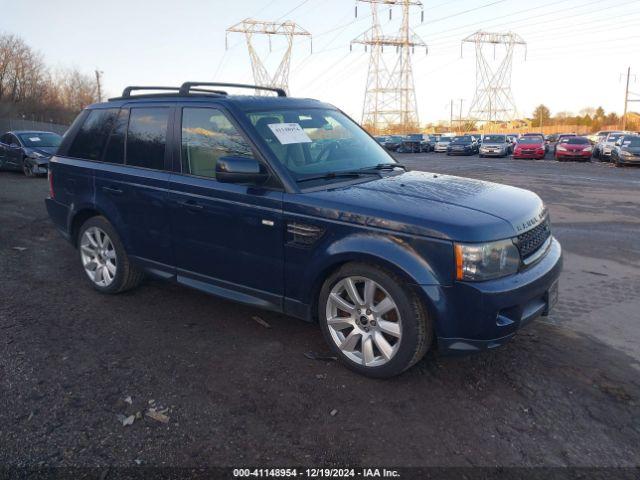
[{"x1": 1, "y1": 0, "x2": 639, "y2": 124}]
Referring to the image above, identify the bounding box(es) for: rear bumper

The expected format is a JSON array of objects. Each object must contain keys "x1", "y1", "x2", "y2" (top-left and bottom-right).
[
  {"x1": 422, "y1": 237, "x2": 562, "y2": 354},
  {"x1": 45, "y1": 197, "x2": 71, "y2": 242}
]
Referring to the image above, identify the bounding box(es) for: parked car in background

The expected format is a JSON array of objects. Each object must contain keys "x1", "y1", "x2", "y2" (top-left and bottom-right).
[
  {"x1": 0, "y1": 130, "x2": 62, "y2": 176},
  {"x1": 611, "y1": 134, "x2": 640, "y2": 167},
  {"x1": 434, "y1": 135, "x2": 455, "y2": 152},
  {"x1": 446, "y1": 135, "x2": 479, "y2": 156},
  {"x1": 513, "y1": 134, "x2": 546, "y2": 160},
  {"x1": 44, "y1": 81, "x2": 562, "y2": 378},
  {"x1": 479, "y1": 134, "x2": 512, "y2": 157},
  {"x1": 398, "y1": 133, "x2": 432, "y2": 153},
  {"x1": 595, "y1": 132, "x2": 626, "y2": 161},
  {"x1": 554, "y1": 136, "x2": 592, "y2": 161},
  {"x1": 383, "y1": 135, "x2": 404, "y2": 151},
  {"x1": 374, "y1": 136, "x2": 388, "y2": 146}
]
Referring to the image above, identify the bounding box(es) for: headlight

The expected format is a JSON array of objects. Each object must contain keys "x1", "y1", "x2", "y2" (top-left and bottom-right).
[
  {"x1": 621, "y1": 150, "x2": 634, "y2": 157},
  {"x1": 583, "y1": 146, "x2": 593, "y2": 152},
  {"x1": 28, "y1": 151, "x2": 45, "y2": 158},
  {"x1": 454, "y1": 239, "x2": 520, "y2": 281},
  {"x1": 557, "y1": 146, "x2": 567, "y2": 151}
]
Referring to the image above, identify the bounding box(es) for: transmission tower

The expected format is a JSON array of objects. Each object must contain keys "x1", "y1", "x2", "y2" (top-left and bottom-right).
[
  {"x1": 226, "y1": 19, "x2": 311, "y2": 95},
  {"x1": 462, "y1": 31, "x2": 526, "y2": 125},
  {"x1": 351, "y1": 1, "x2": 427, "y2": 134}
]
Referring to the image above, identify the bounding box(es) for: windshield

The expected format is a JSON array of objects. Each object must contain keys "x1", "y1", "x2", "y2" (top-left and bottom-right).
[
  {"x1": 406, "y1": 134, "x2": 423, "y2": 140},
  {"x1": 622, "y1": 137, "x2": 640, "y2": 147},
  {"x1": 483, "y1": 135, "x2": 506, "y2": 143},
  {"x1": 451, "y1": 136, "x2": 472, "y2": 144},
  {"x1": 246, "y1": 108, "x2": 396, "y2": 181},
  {"x1": 564, "y1": 137, "x2": 589, "y2": 144},
  {"x1": 607, "y1": 134, "x2": 623, "y2": 142},
  {"x1": 388, "y1": 136, "x2": 403, "y2": 142},
  {"x1": 17, "y1": 132, "x2": 62, "y2": 148}
]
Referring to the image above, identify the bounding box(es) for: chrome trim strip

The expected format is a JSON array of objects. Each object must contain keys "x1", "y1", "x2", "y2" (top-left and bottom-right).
[{"x1": 522, "y1": 236, "x2": 552, "y2": 266}]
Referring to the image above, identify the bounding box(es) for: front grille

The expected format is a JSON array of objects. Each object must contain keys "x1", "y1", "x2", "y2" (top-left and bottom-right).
[{"x1": 515, "y1": 218, "x2": 551, "y2": 260}]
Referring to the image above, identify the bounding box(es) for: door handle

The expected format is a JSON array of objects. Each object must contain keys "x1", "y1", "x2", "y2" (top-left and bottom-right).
[
  {"x1": 178, "y1": 199, "x2": 204, "y2": 211},
  {"x1": 102, "y1": 185, "x2": 124, "y2": 196}
]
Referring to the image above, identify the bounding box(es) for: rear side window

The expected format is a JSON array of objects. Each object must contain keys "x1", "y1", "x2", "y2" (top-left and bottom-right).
[
  {"x1": 67, "y1": 109, "x2": 119, "y2": 160},
  {"x1": 103, "y1": 109, "x2": 129, "y2": 164},
  {"x1": 126, "y1": 108, "x2": 169, "y2": 170}
]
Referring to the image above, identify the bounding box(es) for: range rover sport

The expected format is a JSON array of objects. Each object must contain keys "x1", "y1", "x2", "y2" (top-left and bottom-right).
[{"x1": 45, "y1": 82, "x2": 562, "y2": 378}]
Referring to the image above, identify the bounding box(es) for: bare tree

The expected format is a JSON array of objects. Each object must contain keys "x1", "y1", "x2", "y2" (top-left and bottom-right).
[{"x1": 0, "y1": 33, "x2": 99, "y2": 124}]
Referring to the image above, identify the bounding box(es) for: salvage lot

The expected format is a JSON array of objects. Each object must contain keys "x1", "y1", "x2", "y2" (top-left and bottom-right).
[{"x1": 1, "y1": 153, "x2": 639, "y2": 468}]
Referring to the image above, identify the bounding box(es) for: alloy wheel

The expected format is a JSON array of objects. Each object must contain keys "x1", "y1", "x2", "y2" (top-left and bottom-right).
[
  {"x1": 80, "y1": 227, "x2": 117, "y2": 287},
  {"x1": 325, "y1": 276, "x2": 402, "y2": 367}
]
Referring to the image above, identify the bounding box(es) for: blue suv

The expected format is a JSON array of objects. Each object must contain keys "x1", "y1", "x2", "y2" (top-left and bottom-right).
[{"x1": 45, "y1": 82, "x2": 562, "y2": 378}]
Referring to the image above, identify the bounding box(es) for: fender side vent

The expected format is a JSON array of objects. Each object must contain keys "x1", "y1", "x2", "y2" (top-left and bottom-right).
[{"x1": 287, "y1": 222, "x2": 324, "y2": 247}]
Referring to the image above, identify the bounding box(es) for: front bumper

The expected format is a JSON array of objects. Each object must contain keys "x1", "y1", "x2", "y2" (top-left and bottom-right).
[
  {"x1": 447, "y1": 148, "x2": 473, "y2": 155},
  {"x1": 513, "y1": 151, "x2": 545, "y2": 160},
  {"x1": 26, "y1": 157, "x2": 50, "y2": 175},
  {"x1": 422, "y1": 237, "x2": 562, "y2": 354},
  {"x1": 480, "y1": 148, "x2": 506, "y2": 156},
  {"x1": 556, "y1": 150, "x2": 591, "y2": 160},
  {"x1": 616, "y1": 154, "x2": 640, "y2": 164}
]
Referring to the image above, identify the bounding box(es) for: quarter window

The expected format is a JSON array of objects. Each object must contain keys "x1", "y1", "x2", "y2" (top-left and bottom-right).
[
  {"x1": 126, "y1": 108, "x2": 169, "y2": 170},
  {"x1": 181, "y1": 108, "x2": 253, "y2": 178},
  {"x1": 67, "y1": 108, "x2": 119, "y2": 160}
]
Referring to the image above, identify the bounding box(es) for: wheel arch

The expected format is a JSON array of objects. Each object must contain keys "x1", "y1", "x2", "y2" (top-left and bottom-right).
[
  {"x1": 68, "y1": 204, "x2": 125, "y2": 249},
  {"x1": 303, "y1": 236, "x2": 444, "y2": 323}
]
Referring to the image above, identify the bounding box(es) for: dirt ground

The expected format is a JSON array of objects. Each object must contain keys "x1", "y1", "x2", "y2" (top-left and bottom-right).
[{"x1": 1, "y1": 153, "x2": 639, "y2": 473}]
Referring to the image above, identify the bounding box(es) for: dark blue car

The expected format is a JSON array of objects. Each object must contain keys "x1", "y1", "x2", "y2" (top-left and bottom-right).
[
  {"x1": 0, "y1": 130, "x2": 62, "y2": 176},
  {"x1": 45, "y1": 82, "x2": 562, "y2": 378}
]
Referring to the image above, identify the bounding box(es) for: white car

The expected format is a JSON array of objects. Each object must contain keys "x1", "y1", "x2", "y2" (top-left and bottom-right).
[
  {"x1": 598, "y1": 132, "x2": 626, "y2": 160},
  {"x1": 434, "y1": 137, "x2": 454, "y2": 152}
]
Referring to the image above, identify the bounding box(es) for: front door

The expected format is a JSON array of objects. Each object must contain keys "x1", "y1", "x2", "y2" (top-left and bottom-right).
[{"x1": 168, "y1": 106, "x2": 284, "y2": 310}]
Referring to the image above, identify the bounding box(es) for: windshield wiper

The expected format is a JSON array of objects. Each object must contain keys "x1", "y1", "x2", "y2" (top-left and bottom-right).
[
  {"x1": 297, "y1": 171, "x2": 380, "y2": 183},
  {"x1": 364, "y1": 163, "x2": 407, "y2": 171},
  {"x1": 296, "y1": 164, "x2": 405, "y2": 184}
]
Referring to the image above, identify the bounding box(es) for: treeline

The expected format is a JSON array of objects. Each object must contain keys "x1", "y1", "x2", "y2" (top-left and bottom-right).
[
  {"x1": 531, "y1": 105, "x2": 636, "y2": 130},
  {"x1": 0, "y1": 33, "x2": 99, "y2": 125}
]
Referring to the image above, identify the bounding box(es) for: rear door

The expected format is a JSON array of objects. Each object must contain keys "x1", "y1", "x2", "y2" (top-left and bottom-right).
[
  {"x1": 93, "y1": 105, "x2": 174, "y2": 272},
  {"x1": 167, "y1": 105, "x2": 284, "y2": 309}
]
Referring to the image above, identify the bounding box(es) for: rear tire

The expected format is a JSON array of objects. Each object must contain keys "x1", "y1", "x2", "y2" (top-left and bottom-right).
[
  {"x1": 318, "y1": 262, "x2": 432, "y2": 378},
  {"x1": 77, "y1": 216, "x2": 144, "y2": 294}
]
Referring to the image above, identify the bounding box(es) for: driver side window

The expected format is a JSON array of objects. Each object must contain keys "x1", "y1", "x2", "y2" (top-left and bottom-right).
[{"x1": 181, "y1": 108, "x2": 253, "y2": 179}]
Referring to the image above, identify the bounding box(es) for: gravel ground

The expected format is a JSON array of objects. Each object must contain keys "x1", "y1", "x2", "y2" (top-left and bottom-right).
[{"x1": 1, "y1": 152, "x2": 639, "y2": 472}]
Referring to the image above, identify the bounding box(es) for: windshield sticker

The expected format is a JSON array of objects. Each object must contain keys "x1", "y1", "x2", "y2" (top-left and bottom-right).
[
  {"x1": 29, "y1": 137, "x2": 42, "y2": 142},
  {"x1": 268, "y1": 123, "x2": 312, "y2": 145}
]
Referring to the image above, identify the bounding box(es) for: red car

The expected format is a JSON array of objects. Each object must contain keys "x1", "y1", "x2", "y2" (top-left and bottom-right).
[
  {"x1": 554, "y1": 136, "x2": 592, "y2": 161},
  {"x1": 513, "y1": 134, "x2": 546, "y2": 159}
]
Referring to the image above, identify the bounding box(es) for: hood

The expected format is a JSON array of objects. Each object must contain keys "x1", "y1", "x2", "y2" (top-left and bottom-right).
[
  {"x1": 291, "y1": 171, "x2": 546, "y2": 242},
  {"x1": 516, "y1": 141, "x2": 543, "y2": 148},
  {"x1": 622, "y1": 146, "x2": 640, "y2": 154},
  {"x1": 26, "y1": 146, "x2": 57, "y2": 156}
]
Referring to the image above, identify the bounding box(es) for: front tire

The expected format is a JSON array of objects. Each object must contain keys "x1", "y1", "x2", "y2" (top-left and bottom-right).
[
  {"x1": 77, "y1": 216, "x2": 144, "y2": 294},
  {"x1": 22, "y1": 159, "x2": 34, "y2": 177},
  {"x1": 318, "y1": 263, "x2": 432, "y2": 378}
]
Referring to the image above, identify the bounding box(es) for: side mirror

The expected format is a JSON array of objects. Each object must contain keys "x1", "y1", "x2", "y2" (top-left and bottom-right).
[{"x1": 216, "y1": 156, "x2": 268, "y2": 185}]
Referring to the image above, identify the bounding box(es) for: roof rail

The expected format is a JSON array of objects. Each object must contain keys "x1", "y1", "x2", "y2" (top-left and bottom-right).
[
  {"x1": 179, "y1": 82, "x2": 286, "y2": 97},
  {"x1": 118, "y1": 85, "x2": 229, "y2": 99},
  {"x1": 121, "y1": 86, "x2": 180, "y2": 98}
]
